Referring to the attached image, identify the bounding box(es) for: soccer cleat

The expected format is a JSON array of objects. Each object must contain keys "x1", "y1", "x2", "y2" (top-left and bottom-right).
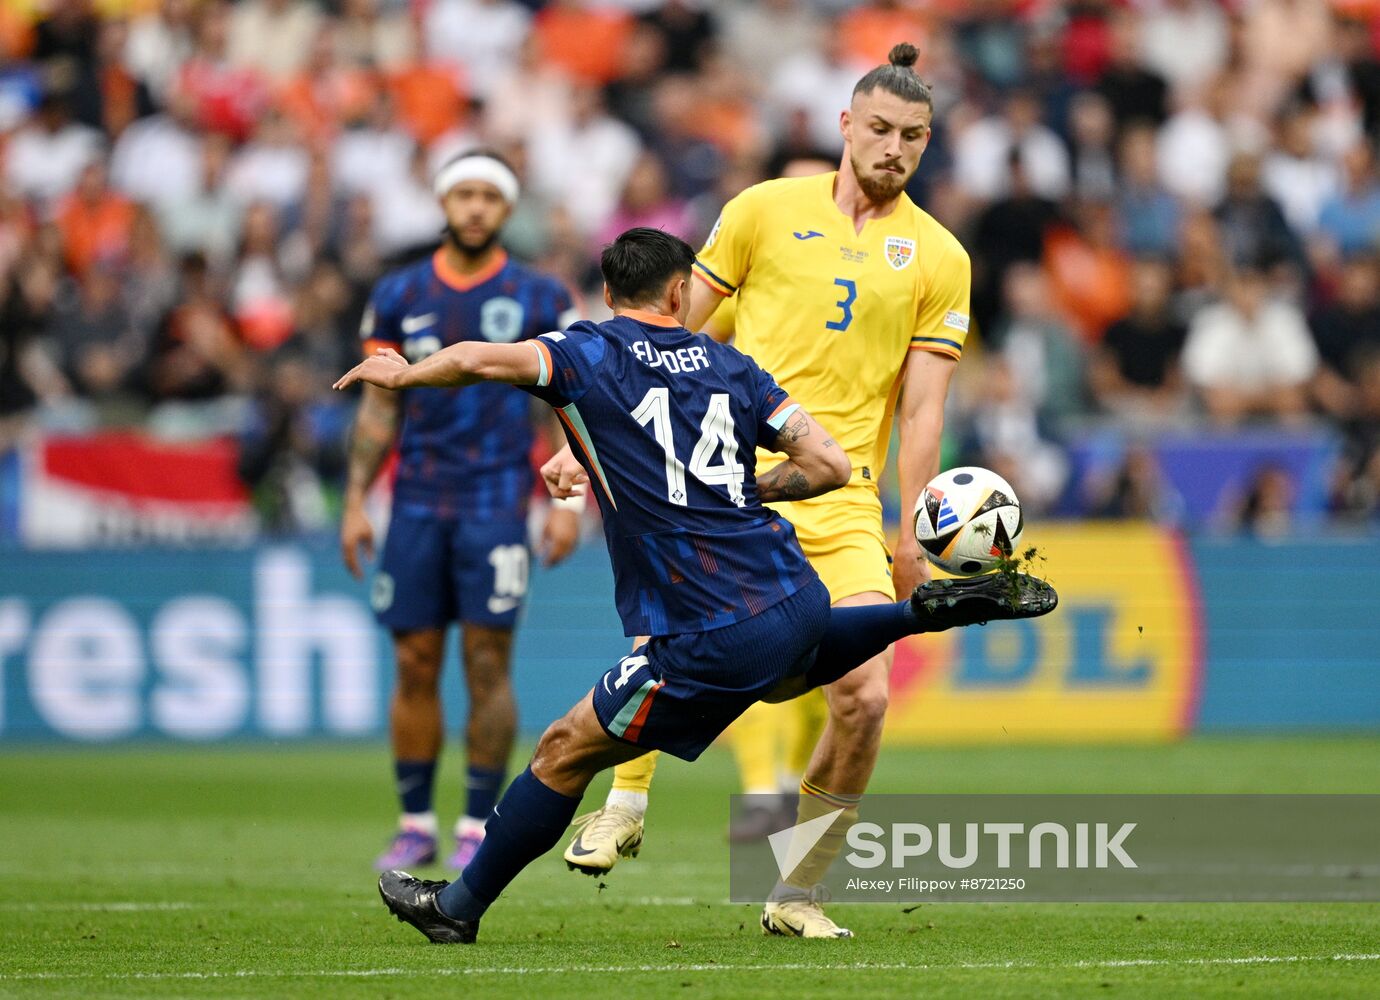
[
  {"x1": 761, "y1": 898, "x2": 854, "y2": 939},
  {"x1": 374, "y1": 828, "x2": 437, "y2": 871},
  {"x1": 377, "y1": 870, "x2": 479, "y2": 944},
  {"x1": 448, "y1": 827, "x2": 484, "y2": 871},
  {"x1": 910, "y1": 572, "x2": 1058, "y2": 631},
  {"x1": 729, "y1": 793, "x2": 797, "y2": 844},
  {"x1": 563, "y1": 805, "x2": 644, "y2": 876}
]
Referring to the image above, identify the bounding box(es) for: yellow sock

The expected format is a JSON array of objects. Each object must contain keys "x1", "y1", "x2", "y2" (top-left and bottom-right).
[
  {"x1": 727, "y1": 701, "x2": 781, "y2": 794},
  {"x1": 780, "y1": 779, "x2": 862, "y2": 894},
  {"x1": 610, "y1": 751, "x2": 659, "y2": 794},
  {"x1": 781, "y1": 688, "x2": 828, "y2": 783}
]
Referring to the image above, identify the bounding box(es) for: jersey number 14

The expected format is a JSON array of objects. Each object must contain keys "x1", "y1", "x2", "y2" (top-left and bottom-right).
[{"x1": 631, "y1": 387, "x2": 746, "y2": 507}]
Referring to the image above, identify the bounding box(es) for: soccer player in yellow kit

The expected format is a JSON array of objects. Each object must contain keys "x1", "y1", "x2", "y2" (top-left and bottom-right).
[{"x1": 550, "y1": 43, "x2": 970, "y2": 937}]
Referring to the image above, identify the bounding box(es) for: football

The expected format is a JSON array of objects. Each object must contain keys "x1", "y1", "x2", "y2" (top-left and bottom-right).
[{"x1": 912, "y1": 466, "x2": 1024, "y2": 576}]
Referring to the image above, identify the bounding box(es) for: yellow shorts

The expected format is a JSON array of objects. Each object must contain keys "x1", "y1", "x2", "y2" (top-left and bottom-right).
[{"x1": 768, "y1": 484, "x2": 894, "y2": 603}]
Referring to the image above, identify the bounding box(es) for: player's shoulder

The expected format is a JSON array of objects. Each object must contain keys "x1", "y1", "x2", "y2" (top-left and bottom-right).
[
  {"x1": 372, "y1": 255, "x2": 435, "y2": 303},
  {"x1": 739, "y1": 174, "x2": 830, "y2": 212},
  {"x1": 500, "y1": 257, "x2": 564, "y2": 294}
]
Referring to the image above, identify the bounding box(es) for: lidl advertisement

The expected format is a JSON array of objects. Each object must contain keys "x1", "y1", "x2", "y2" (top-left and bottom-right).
[
  {"x1": 1, "y1": 530, "x2": 1377, "y2": 743},
  {"x1": 886, "y1": 524, "x2": 1201, "y2": 743}
]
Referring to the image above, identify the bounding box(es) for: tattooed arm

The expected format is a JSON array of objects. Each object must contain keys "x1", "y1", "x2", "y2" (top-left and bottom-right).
[
  {"x1": 757, "y1": 408, "x2": 851, "y2": 503},
  {"x1": 339, "y1": 383, "x2": 401, "y2": 579}
]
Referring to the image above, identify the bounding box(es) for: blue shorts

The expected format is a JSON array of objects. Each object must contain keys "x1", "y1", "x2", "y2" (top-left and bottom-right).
[
  {"x1": 591, "y1": 578, "x2": 831, "y2": 761},
  {"x1": 371, "y1": 504, "x2": 529, "y2": 631}
]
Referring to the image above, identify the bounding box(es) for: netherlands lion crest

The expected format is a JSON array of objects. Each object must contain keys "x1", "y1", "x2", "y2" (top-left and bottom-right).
[{"x1": 885, "y1": 236, "x2": 916, "y2": 271}]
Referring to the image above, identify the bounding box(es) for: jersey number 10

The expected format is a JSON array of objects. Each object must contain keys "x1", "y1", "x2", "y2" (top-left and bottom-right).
[{"x1": 631, "y1": 387, "x2": 746, "y2": 508}]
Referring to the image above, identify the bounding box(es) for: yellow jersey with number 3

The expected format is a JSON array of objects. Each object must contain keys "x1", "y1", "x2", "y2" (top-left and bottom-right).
[{"x1": 692, "y1": 172, "x2": 971, "y2": 489}]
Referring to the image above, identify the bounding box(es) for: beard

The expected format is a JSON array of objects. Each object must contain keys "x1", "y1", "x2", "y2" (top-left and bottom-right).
[
  {"x1": 445, "y1": 223, "x2": 500, "y2": 257},
  {"x1": 851, "y1": 152, "x2": 910, "y2": 203}
]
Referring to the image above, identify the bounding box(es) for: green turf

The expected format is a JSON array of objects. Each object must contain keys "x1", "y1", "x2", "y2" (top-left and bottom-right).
[{"x1": 2, "y1": 738, "x2": 1378, "y2": 998}]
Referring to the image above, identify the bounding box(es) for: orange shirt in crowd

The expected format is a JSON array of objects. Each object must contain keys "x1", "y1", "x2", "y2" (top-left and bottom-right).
[
  {"x1": 56, "y1": 190, "x2": 136, "y2": 278},
  {"x1": 278, "y1": 68, "x2": 375, "y2": 144},
  {"x1": 1043, "y1": 225, "x2": 1132, "y2": 344},
  {"x1": 0, "y1": 5, "x2": 34, "y2": 60},
  {"x1": 388, "y1": 63, "x2": 466, "y2": 144},
  {"x1": 689, "y1": 99, "x2": 759, "y2": 158},
  {"x1": 532, "y1": 5, "x2": 632, "y2": 84},
  {"x1": 838, "y1": 6, "x2": 929, "y2": 66}
]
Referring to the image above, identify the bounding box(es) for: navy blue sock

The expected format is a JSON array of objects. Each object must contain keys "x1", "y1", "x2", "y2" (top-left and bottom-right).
[
  {"x1": 805, "y1": 601, "x2": 917, "y2": 689},
  {"x1": 437, "y1": 767, "x2": 580, "y2": 922},
  {"x1": 464, "y1": 764, "x2": 506, "y2": 822},
  {"x1": 394, "y1": 759, "x2": 437, "y2": 815}
]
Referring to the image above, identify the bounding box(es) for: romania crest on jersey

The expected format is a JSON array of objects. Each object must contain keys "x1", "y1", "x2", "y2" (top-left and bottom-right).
[{"x1": 885, "y1": 236, "x2": 915, "y2": 270}]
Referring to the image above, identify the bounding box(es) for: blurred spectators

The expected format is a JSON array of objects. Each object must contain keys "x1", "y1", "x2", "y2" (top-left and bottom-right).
[
  {"x1": 55, "y1": 159, "x2": 135, "y2": 277},
  {"x1": 5, "y1": 0, "x2": 1380, "y2": 537},
  {"x1": 1087, "y1": 445, "x2": 1186, "y2": 523},
  {"x1": 1182, "y1": 260, "x2": 1318, "y2": 424},
  {"x1": 226, "y1": 0, "x2": 321, "y2": 83},
  {"x1": 1311, "y1": 252, "x2": 1380, "y2": 418},
  {"x1": 4, "y1": 91, "x2": 102, "y2": 206},
  {"x1": 1090, "y1": 257, "x2": 1188, "y2": 425},
  {"x1": 1315, "y1": 140, "x2": 1380, "y2": 260}
]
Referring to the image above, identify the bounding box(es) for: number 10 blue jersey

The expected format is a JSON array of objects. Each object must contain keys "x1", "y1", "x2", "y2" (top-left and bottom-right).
[{"x1": 523, "y1": 310, "x2": 819, "y2": 637}]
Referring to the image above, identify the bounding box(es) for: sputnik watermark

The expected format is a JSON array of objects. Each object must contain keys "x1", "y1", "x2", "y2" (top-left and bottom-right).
[{"x1": 731, "y1": 794, "x2": 1380, "y2": 903}]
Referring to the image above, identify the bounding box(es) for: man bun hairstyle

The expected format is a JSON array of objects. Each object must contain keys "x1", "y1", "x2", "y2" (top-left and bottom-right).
[
  {"x1": 852, "y1": 41, "x2": 932, "y2": 107},
  {"x1": 600, "y1": 227, "x2": 697, "y2": 307}
]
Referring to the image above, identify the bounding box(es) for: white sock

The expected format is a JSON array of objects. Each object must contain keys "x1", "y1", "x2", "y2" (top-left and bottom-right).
[
  {"x1": 400, "y1": 811, "x2": 437, "y2": 835},
  {"x1": 456, "y1": 815, "x2": 487, "y2": 839},
  {"x1": 606, "y1": 788, "x2": 648, "y2": 818}
]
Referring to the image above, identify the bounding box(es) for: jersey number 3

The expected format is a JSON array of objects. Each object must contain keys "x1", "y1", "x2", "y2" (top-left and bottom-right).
[
  {"x1": 827, "y1": 278, "x2": 856, "y2": 332},
  {"x1": 631, "y1": 388, "x2": 746, "y2": 507}
]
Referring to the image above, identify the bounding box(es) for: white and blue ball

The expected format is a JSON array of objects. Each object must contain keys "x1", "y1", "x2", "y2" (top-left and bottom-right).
[{"x1": 912, "y1": 467, "x2": 1023, "y2": 576}]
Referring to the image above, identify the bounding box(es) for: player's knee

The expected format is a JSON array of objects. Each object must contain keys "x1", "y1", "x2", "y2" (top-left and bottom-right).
[
  {"x1": 832, "y1": 676, "x2": 889, "y2": 734},
  {"x1": 393, "y1": 646, "x2": 441, "y2": 701},
  {"x1": 533, "y1": 716, "x2": 575, "y2": 769},
  {"x1": 463, "y1": 633, "x2": 513, "y2": 690}
]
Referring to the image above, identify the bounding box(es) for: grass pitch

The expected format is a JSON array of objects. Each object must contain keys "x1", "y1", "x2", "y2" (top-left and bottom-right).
[{"x1": 1, "y1": 738, "x2": 1378, "y2": 998}]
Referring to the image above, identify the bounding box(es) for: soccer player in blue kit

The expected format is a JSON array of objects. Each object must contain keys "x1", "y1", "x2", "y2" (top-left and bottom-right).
[
  {"x1": 340, "y1": 150, "x2": 583, "y2": 872},
  {"x1": 334, "y1": 228, "x2": 1057, "y2": 944}
]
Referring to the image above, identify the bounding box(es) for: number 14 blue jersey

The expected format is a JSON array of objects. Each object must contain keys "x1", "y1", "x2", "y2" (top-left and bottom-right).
[{"x1": 523, "y1": 310, "x2": 819, "y2": 637}]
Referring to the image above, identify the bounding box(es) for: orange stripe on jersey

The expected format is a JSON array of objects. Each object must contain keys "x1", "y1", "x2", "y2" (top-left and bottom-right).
[
  {"x1": 361, "y1": 338, "x2": 396, "y2": 358},
  {"x1": 555, "y1": 408, "x2": 615, "y2": 506},
  {"x1": 620, "y1": 307, "x2": 681, "y2": 327},
  {"x1": 621, "y1": 681, "x2": 664, "y2": 742},
  {"x1": 909, "y1": 341, "x2": 962, "y2": 360},
  {"x1": 692, "y1": 267, "x2": 732, "y2": 297},
  {"x1": 433, "y1": 248, "x2": 508, "y2": 292},
  {"x1": 532, "y1": 339, "x2": 554, "y2": 386},
  {"x1": 767, "y1": 397, "x2": 799, "y2": 421}
]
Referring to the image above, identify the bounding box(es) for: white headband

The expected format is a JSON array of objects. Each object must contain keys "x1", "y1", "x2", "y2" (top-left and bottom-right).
[{"x1": 433, "y1": 155, "x2": 520, "y2": 204}]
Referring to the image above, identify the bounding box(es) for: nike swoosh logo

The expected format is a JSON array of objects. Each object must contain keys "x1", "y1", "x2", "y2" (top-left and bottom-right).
[
  {"x1": 793, "y1": 230, "x2": 824, "y2": 241},
  {"x1": 400, "y1": 313, "x2": 439, "y2": 334},
  {"x1": 568, "y1": 836, "x2": 598, "y2": 857},
  {"x1": 487, "y1": 596, "x2": 521, "y2": 614},
  {"x1": 777, "y1": 917, "x2": 805, "y2": 936}
]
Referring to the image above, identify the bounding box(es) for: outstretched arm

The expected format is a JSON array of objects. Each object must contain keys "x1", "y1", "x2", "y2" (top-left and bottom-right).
[
  {"x1": 757, "y1": 407, "x2": 851, "y2": 503},
  {"x1": 333, "y1": 341, "x2": 544, "y2": 393}
]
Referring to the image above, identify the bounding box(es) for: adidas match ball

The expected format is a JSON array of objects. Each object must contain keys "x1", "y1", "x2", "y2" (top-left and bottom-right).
[{"x1": 913, "y1": 467, "x2": 1024, "y2": 576}]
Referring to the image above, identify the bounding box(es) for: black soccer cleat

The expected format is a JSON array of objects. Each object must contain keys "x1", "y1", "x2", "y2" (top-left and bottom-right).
[
  {"x1": 910, "y1": 572, "x2": 1058, "y2": 631},
  {"x1": 377, "y1": 870, "x2": 479, "y2": 944}
]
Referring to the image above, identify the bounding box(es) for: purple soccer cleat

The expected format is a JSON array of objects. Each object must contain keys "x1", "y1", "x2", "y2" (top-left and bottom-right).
[
  {"x1": 374, "y1": 829, "x2": 437, "y2": 872},
  {"x1": 448, "y1": 828, "x2": 485, "y2": 871}
]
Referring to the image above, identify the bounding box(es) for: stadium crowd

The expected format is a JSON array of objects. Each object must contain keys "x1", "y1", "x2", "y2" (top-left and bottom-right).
[{"x1": 3, "y1": 0, "x2": 1380, "y2": 533}]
